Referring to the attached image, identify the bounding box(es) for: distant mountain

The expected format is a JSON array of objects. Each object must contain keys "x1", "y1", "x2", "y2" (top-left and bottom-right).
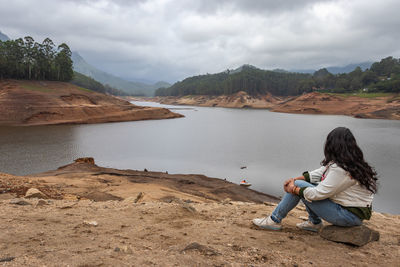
[
  {"x1": 291, "y1": 62, "x2": 373, "y2": 74},
  {"x1": 71, "y1": 52, "x2": 170, "y2": 96},
  {"x1": 0, "y1": 31, "x2": 10, "y2": 41},
  {"x1": 326, "y1": 62, "x2": 373, "y2": 74}
]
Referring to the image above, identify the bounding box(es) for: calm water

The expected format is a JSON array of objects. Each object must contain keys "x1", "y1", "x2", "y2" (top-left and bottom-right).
[{"x1": 1, "y1": 101, "x2": 399, "y2": 214}]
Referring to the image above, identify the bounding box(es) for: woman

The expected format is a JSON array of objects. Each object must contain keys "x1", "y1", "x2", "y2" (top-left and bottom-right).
[{"x1": 253, "y1": 127, "x2": 378, "y2": 231}]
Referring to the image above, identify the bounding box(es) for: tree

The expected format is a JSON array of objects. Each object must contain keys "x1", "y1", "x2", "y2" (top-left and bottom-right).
[
  {"x1": 23, "y1": 36, "x2": 35, "y2": 79},
  {"x1": 0, "y1": 36, "x2": 73, "y2": 81},
  {"x1": 55, "y1": 43, "x2": 73, "y2": 81}
]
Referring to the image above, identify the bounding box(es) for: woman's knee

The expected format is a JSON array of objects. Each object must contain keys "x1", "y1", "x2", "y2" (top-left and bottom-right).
[{"x1": 294, "y1": 180, "x2": 313, "y2": 187}]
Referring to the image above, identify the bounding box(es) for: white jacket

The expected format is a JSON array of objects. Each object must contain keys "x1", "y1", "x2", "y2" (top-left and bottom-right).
[{"x1": 303, "y1": 163, "x2": 373, "y2": 207}]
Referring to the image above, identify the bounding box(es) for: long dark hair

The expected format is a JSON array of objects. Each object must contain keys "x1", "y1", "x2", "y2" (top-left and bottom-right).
[{"x1": 321, "y1": 127, "x2": 378, "y2": 193}]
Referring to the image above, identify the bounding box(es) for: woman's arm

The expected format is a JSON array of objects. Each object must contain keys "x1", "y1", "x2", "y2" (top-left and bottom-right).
[{"x1": 301, "y1": 165, "x2": 356, "y2": 201}]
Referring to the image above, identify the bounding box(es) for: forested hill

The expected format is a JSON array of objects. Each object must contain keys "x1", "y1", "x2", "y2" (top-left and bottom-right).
[
  {"x1": 156, "y1": 65, "x2": 311, "y2": 96},
  {"x1": 156, "y1": 57, "x2": 400, "y2": 96},
  {"x1": 0, "y1": 36, "x2": 73, "y2": 81}
]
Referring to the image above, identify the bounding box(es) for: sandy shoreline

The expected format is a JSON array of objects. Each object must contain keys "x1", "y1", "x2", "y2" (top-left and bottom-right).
[
  {"x1": 128, "y1": 91, "x2": 400, "y2": 120},
  {"x1": 0, "y1": 159, "x2": 399, "y2": 266}
]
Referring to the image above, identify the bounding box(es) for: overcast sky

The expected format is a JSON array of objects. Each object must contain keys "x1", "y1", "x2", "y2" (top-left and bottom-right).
[{"x1": 1, "y1": 0, "x2": 400, "y2": 83}]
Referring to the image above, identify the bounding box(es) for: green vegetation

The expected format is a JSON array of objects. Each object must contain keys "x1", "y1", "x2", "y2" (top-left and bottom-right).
[
  {"x1": 0, "y1": 36, "x2": 73, "y2": 81},
  {"x1": 156, "y1": 57, "x2": 400, "y2": 97},
  {"x1": 70, "y1": 71, "x2": 129, "y2": 96},
  {"x1": 20, "y1": 83, "x2": 53, "y2": 93}
]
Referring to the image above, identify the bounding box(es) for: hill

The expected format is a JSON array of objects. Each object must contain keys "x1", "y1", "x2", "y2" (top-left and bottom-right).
[
  {"x1": 156, "y1": 57, "x2": 400, "y2": 97},
  {"x1": 0, "y1": 79, "x2": 182, "y2": 126},
  {"x1": 70, "y1": 71, "x2": 128, "y2": 96},
  {"x1": 0, "y1": 159, "x2": 398, "y2": 266},
  {"x1": 72, "y1": 52, "x2": 170, "y2": 96},
  {"x1": 156, "y1": 65, "x2": 311, "y2": 97},
  {"x1": 291, "y1": 62, "x2": 373, "y2": 74},
  {"x1": 0, "y1": 30, "x2": 10, "y2": 41}
]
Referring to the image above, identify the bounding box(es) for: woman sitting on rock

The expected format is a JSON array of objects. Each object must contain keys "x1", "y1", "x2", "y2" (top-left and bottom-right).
[{"x1": 253, "y1": 127, "x2": 378, "y2": 231}]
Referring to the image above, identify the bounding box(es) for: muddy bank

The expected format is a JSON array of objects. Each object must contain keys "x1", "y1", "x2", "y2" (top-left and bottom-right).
[
  {"x1": 0, "y1": 159, "x2": 399, "y2": 266},
  {"x1": 0, "y1": 80, "x2": 183, "y2": 126},
  {"x1": 130, "y1": 91, "x2": 400, "y2": 120}
]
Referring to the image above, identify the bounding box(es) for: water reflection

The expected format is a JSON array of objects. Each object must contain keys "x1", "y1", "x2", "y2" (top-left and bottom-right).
[{"x1": 0, "y1": 125, "x2": 79, "y2": 175}]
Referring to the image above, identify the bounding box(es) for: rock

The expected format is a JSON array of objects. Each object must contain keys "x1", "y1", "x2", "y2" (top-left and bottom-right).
[
  {"x1": 222, "y1": 198, "x2": 232, "y2": 205},
  {"x1": 299, "y1": 216, "x2": 308, "y2": 221},
  {"x1": 83, "y1": 220, "x2": 98, "y2": 227},
  {"x1": 182, "y1": 242, "x2": 220, "y2": 256},
  {"x1": 74, "y1": 157, "x2": 95, "y2": 164},
  {"x1": 10, "y1": 198, "x2": 31, "y2": 205},
  {"x1": 320, "y1": 225, "x2": 380, "y2": 246},
  {"x1": 25, "y1": 188, "x2": 47, "y2": 199},
  {"x1": 121, "y1": 245, "x2": 133, "y2": 254},
  {"x1": 134, "y1": 192, "x2": 144, "y2": 203},
  {"x1": 263, "y1": 201, "x2": 276, "y2": 206},
  {"x1": 181, "y1": 202, "x2": 196, "y2": 213},
  {"x1": 36, "y1": 199, "x2": 48, "y2": 206},
  {"x1": 0, "y1": 257, "x2": 15, "y2": 262}
]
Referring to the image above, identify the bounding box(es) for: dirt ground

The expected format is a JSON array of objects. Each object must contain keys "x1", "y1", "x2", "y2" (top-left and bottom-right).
[
  {"x1": 0, "y1": 79, "x2": 182, "y2": 126},
  {"x1": 0, "y1": 160, "x2": 399, "y2": 266}
]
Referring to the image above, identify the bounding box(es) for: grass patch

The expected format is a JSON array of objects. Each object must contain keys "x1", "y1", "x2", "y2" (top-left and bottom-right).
[
  {"x1": 77, "y1": 86, "x2": 93, "y2": 92},
  {"x1": 20, "y1": 83, "x2": 53, "y2": 93},
  {"x1": 326, "y1": 92, "x2": 393, "y2": 98}
]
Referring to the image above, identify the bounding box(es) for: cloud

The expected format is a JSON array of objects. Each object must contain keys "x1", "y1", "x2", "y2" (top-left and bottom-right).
[{"x1": 0, "y1": 0, "x2": 400, "y2": 83}]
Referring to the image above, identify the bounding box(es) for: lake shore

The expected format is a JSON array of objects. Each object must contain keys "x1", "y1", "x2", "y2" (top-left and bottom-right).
[
  {"x1": 0, "y1": 79, "x2": 183, "y2": 126},
  {"x1": 127, "y1": 91, "x2": 400, "y2": 120},
  {"x1": 0, "y1": 158, "x2": 399, "y2": 266}
]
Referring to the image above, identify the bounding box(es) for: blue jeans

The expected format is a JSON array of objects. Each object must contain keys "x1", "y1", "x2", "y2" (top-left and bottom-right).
[{"x1": 271, "y1": 180, "x2": 362, "y2": 226}]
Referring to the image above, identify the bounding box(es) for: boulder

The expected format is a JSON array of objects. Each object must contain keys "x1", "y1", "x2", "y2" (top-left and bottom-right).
[
  {"x1": 25, "y1": 188, "x2": 47, "y2": 199},
  {"x1": 320, "y1": 225, "x2": 380, "y2": 246},
  {"x1": 74, "y1": 157, "x2": 95, "y2": 164}
]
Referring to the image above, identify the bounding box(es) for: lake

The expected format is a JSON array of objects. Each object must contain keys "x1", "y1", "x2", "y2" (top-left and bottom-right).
[{"x1": 0, "y1": 101, "x2": 399, "y2": 214}]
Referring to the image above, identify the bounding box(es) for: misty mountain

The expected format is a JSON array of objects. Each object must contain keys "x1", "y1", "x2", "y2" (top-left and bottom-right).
[
  {"x1": 291, "y1": 62, "x2": 373, "y2": 74},
  {"x1": 0, "y1": 31, "x2": 10, "y2": 41},
  {"x1": 71, "y1": 52, "x2": 170, "y2": 96}
]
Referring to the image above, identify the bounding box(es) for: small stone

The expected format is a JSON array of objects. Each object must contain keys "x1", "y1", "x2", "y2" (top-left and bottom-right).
[
  {"x1": 181, "y1": 202, "x2": 196, "y2": 213},
  {"x1": 83, "y1": 220, "x2": 98, "y2": 227},
  {"x1": 114, "y1": 247, "x2": 121, "y2": 252},
  {"x1": 36, "y1": 199, "x2": 48, "y2": 206},
  {"x1": 263, "y1": 202, "x2": 276, "y2": 206},
  {"x1": 320, "y1": 225, "x2": 380, "y2": 246},
  {"x1": 25, "y1": 188, "x2": 47, "y2": 199},
  {"x1": 121, "y1": 245, "x2": 133, "y2": 254},
  {"x1": 0, "y1": 257, "x2": 15, "y2": 263},
  {"x1": 10, "y1": 198, "x2": 31, "y2": 205},
  {"x1": 222, "y1": 198, "x2": 232, "y2": 205},
  {"x1": 299, "y1": 216, "x2": 308, "y2": 221},
  {"x1": 134, "y1": 192, "x2": 144, "y2": 203}
]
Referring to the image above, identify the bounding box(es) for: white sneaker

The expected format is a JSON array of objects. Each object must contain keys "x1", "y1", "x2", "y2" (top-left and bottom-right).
[
  {"x1": 252, "y1": 216, "x2": 282, "y2": 230},
  {"x1": 296, "y1": 220, "x2": 323, "y2": 232}
]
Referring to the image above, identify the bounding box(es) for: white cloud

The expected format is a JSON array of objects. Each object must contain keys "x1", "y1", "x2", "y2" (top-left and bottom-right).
[{"x1": 0, "y1": 0, "x2": 399, "y2": 83}]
